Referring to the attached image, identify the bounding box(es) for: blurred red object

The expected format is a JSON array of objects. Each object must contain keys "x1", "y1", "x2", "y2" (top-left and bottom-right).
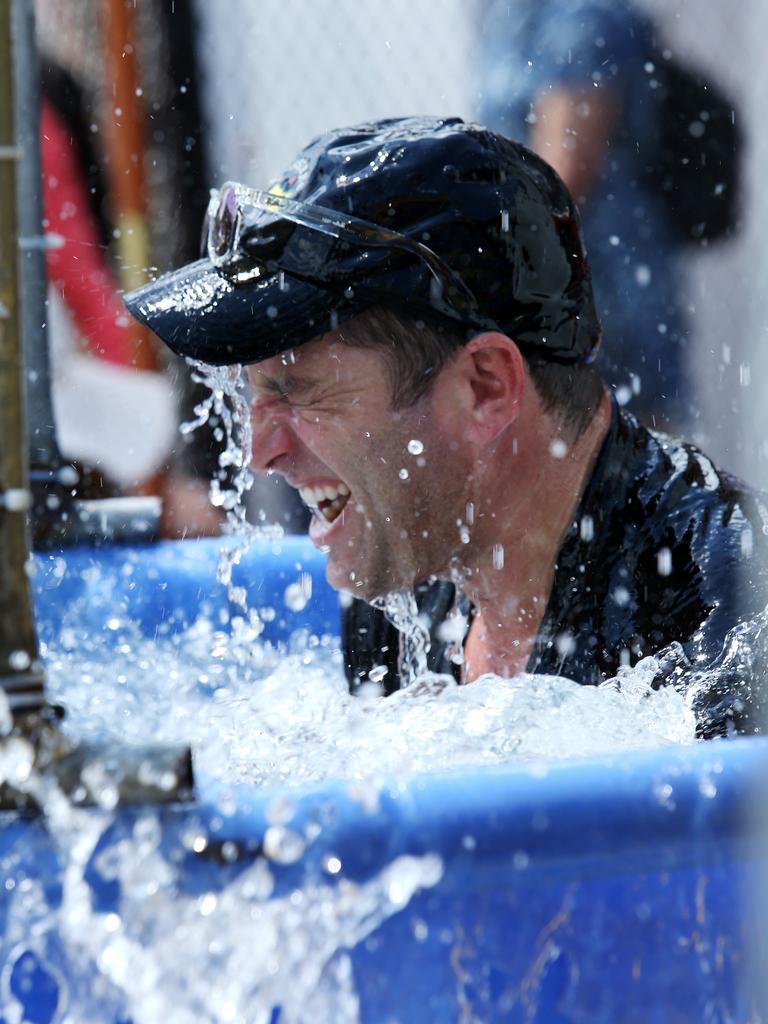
[{"x1": 41, "y1": 96, "x2": 136, "y2": 368}]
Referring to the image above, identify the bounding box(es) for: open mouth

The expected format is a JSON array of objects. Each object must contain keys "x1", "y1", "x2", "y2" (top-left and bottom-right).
[{"x1": 298, "y1": 482, "x2": 351, "y2": 524}]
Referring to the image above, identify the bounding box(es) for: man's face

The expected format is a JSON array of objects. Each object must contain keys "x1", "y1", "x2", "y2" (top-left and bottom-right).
[{"x1": 247, "y1": 332, "x2": 472, "y2": 598}]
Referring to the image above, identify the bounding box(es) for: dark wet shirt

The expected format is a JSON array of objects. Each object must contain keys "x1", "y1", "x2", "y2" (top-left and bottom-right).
[{"x1": 343, "y1": 403, "x2": 768, "y2": 738}]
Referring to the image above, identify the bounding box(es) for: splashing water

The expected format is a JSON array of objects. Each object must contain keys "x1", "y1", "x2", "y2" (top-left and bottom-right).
[
  {"x1": 32, "y1": 591, "x2": 706, "y2": 1021},
  {"x1": 182, "y1": 360, "x2": 281, "y2": 636},
  {"x1": 2, "y1": 756, "x2": 443, "y2": 1024},
  {"x1": 43, "y1": 609, "x2": 700, "y2": 789},
  {"x1": 372, "y1": 591, "x2": 431, "y2": 686},
  {"x1": 35, "y1": 572, "x2": 768, "y2": 1021},
  {"x1": 21, "y1": 358, "x2": 764, "y2": 1021}
]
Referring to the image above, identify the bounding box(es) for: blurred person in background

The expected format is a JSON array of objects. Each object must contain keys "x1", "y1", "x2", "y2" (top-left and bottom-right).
[
  {"x1": 477, "y1": 0, "x2": 741, "y2": 434},
  {"x1": 40, "y1": 60, "x2": 223, "y2": 536},
  {"x1": 41, "y1": 61, "x2": 175, "y2": 497}
]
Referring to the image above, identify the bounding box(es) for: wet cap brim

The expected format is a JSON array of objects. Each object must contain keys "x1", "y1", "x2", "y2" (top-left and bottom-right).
[{"x1": 123, "y1": 258, "x2": 354, "y2": 366}]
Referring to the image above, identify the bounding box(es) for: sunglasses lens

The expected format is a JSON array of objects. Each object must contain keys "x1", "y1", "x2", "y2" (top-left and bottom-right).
[{"x1": 209, "y1": 186, "x2": 238, "y2": 261}]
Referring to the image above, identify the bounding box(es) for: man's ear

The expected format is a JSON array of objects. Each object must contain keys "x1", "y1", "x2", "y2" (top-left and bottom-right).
[{"x1": 450, "y1": 332, "x2": 526, "y2": 444}]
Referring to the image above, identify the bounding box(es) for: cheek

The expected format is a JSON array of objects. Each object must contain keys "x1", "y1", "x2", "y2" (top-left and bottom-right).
[
  {"x1": 294, "y1": 409, "x2": 382, "y2": 458},
  {"x1": 290, "y1": 420, "x2": 368, "y2": 485},
  {"x1": 293, "y1": 417, "x2": 341, "y2": 454}
]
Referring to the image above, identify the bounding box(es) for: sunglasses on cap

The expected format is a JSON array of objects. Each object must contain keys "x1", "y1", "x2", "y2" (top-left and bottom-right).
[{"x1": 200, "y1": 182, "x2": 499, "y2": 333}]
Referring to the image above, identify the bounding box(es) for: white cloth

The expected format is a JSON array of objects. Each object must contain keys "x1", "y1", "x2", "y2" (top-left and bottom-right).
[{"x1": 48, "y1": 288, "x2": 177, "y2": 487}]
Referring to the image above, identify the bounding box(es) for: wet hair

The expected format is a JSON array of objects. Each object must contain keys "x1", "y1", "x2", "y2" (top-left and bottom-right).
[{"x1": 337, "y1": 306, "x2": 604, "y2": 441}]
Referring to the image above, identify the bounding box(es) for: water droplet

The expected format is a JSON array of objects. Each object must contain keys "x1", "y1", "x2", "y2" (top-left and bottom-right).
[
  {"x1": 741, "y1": 529, "x2": 754, "y2": 558},
  {"x1": 198, "y1": 892, "x2": 217, "y2": 916},
  {"x1": 549, "y1": 439, "x2": 568, "y2": 459},
  {"x1": 555, "y1": 632, "x2": 575, "y2": 656},
  {"x1": 653, "y1": 782, "x2": 675, "y2": 810},
  {"x1": 407, "y1": 439, "x2": 424, "y2": 455},
  {"x1": 699, "y1": 776, "x2": 717, "y2": 799},
  {"x1": 263, "y1": 825, "x2": 306, "y2": 864},
  {"x1": 284, "y1": 573, "x2": 312, "y2": 612},
  {"x1": 657, "y1": 547, "x2": 672, "y2": 576},
  {"x1": 8, "y1": 649, "x2": 31, "y2": 671},
  {"x1": 635, "y1": 264, "x2": 651, "y2": 287},
  {"x1": 399, "y1": 468, "x2": 409, "y2": 480},
  {"x1": 580, "y1": 515, "x2": 594, "y2": 542}
]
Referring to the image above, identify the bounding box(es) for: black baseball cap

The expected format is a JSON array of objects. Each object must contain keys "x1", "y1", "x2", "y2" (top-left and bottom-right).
[{"x1": 124, "y1": 116, "x2": 601, "y2": 366}]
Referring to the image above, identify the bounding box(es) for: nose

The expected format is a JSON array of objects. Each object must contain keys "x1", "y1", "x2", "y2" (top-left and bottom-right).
[{"x1": 249, "y1": 399, "x2": 298, "y2": 475}]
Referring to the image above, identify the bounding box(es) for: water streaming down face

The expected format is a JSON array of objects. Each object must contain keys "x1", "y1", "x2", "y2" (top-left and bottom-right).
[
  {"x1": 183, "y1": 359, "x2": 282, "y2": 629},
  {"x1": 372, "y1": 591, "x2": 432, "y2": 686}
]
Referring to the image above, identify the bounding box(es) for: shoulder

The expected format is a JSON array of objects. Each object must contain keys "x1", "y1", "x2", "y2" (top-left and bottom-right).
[
  {"x1": 617, "y1": 415, "x2": 768, "y2": 650},
  {"x1": 634, "y1": 424, "x2": 767, "y2": 550}
]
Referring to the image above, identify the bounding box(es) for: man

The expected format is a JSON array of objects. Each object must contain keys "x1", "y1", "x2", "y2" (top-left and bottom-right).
[
  {"x1": 124, "y1": 116, "x2": 766, "y2": 738},
  {"x1": 477, "y1": 0, "x2": 691, "y2": 430}
]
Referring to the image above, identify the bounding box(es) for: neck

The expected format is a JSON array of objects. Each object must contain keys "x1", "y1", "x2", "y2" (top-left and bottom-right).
[{"x1": 459, "y1": 390, "x2": 611, "y2": 679}]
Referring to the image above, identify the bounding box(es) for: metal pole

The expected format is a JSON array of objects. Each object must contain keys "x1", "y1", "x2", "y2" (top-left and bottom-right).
[
  {"x1": 101, "y1": 0, "x2": 157, "y2": 370},
  {"x1": 0, "y1": 0, "x2": 46, "y2": 716},
  {"x1": 12, "y1": 0, "x2": 59, "y2": 472}
]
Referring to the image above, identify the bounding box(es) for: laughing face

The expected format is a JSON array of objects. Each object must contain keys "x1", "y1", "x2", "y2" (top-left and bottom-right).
[{"x1": 246, "y1": 330, "x2": 473, "y2": 599}]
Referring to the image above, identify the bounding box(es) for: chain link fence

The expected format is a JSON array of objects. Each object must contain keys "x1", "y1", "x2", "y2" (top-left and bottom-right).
[{"x1": 194, "y1": 0, "x2": 478, "y2": 186}]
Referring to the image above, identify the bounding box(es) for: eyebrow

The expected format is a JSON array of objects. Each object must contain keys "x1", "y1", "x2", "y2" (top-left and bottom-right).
[{"x1": 250, "y1": 369, "x2": 317, "y2": 396}]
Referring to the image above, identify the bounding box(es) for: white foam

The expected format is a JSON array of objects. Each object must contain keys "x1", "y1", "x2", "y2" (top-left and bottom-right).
[{"x1": 42, "y1": 613, "x2": 697, "y2": 790}]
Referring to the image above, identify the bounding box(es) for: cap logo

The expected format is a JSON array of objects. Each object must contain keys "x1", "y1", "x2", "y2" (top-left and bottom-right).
[{"x1": 268, "y1": 155, "x2": 311, "y2": 200}]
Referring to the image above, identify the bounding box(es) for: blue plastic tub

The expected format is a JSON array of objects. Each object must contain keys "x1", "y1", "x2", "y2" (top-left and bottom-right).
[{"x1": 3, "y1": 536, "x2": 765, "y2": 1022}]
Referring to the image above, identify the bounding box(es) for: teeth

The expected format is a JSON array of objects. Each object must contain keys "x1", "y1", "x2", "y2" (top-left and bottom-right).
[{"x1": 298, "y1": 482, "x2": 351, "y2": 520}]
